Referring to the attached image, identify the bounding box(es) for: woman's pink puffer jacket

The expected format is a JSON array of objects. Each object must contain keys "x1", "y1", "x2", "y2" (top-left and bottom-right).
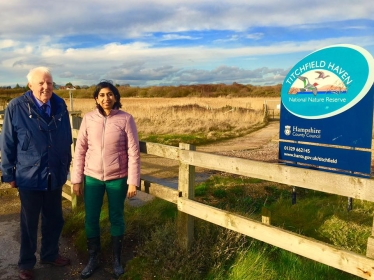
[{"x1": 71, "y1": 109, "x2": 140, "y2": 186}]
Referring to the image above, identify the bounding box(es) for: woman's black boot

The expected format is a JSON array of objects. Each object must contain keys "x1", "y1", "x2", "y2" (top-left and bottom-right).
[
  {"x1": 81, "y1": 237, "x2": 100, "y2": 279},
  {"x1": 112, "y1": 235, "x2": 124, "y2": 277}
]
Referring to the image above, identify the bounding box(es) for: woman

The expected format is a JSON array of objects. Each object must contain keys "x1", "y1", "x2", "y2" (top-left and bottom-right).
[{"x1": 72, "y1": 80, "x2": 140, "y2": 279}]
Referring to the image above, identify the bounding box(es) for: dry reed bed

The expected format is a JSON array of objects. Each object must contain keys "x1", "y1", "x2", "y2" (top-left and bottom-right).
[{"x1": 68, "y1": 97, "x2": 278, "y2": 135}]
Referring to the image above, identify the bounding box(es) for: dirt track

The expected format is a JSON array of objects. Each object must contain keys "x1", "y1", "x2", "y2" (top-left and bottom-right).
[
  {"x1": 0, "y1": 121, "x2": 280, "y2": 280},
  {"x1": 141, "y1": 121, "x2": 280, "y2": 181},
  {"x1": 198, "y1": 121, "x2": 279, "y2": 153}
]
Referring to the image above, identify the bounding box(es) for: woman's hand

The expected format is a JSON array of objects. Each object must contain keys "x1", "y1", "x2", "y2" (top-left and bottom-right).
[
  {"x1": 127, "y1": 184, "x2": 137, "y2": 199},
  {"x1": 73, "y1": 183, "x2": 83, "y2": 196}
]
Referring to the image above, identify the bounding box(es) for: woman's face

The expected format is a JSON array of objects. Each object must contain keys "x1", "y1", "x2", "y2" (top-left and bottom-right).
[{"x1": 96, "y1": 87, "x2": 117, "y2": 112}]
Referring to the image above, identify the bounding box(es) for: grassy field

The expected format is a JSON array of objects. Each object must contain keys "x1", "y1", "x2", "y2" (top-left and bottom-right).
[
  {"x1": 67, "y1": 96, "x2": 280, "y2": 114},
  {"x1": 69, "y1": 97, "x2": 280, "y2": 146}
]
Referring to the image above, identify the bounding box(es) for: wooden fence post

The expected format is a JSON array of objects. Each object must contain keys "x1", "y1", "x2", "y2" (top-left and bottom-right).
[
  {"x1": 263, "y1": 103, "x2": 268, "y2": 123},
  {"x1": 366, "y1": 216, "x2": 374, "y2": 258},
  {"x1": 177, "y1": 143, "x2": 196, "y2": 250},
  {"x1": 69, "y1": 114, "x2": 77, "y2": 210},
  {"x1": 68, "y1": 114, "x2": 84, "y2": 210},
  {"x1": 261, "y1": 207, "x2": 271, "y2": 225}
]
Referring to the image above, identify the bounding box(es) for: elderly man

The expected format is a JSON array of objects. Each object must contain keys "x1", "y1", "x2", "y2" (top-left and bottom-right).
[{"x1": 1, "y1": 67, "x2": 72, "y2": 280}]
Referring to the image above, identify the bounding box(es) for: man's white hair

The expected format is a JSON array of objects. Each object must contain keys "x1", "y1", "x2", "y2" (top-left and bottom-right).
[{"x1": 26, "y1": 67, "x2": 53, "y2": 83}]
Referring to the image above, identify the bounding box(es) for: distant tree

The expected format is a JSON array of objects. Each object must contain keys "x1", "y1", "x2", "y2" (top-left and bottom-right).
[
  {"x1": 14, "y1": 84, "x2": 21, "y2": 89},
  {"x1": 66, "y1": 82, "x2": 73, "y2": 88},
  {"x1": 115, "y1": 84, "x2": 120, "y2": 87},
  {"x1": 75, "y1": 85, "x2": 81, "y2": 89}
]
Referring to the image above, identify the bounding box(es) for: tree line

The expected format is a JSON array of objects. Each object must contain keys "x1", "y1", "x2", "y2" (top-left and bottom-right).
[{"x1": 0, "y1": 82, "x2": 282, "y2": 100}]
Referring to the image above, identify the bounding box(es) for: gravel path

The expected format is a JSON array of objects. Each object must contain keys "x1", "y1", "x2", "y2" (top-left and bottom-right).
[
  {"x1": 0, "y1": 187, "x2": 122, "y2": 280},
  {"x1": 198, "y1": 120, "x2": 279, "y2": 162}
]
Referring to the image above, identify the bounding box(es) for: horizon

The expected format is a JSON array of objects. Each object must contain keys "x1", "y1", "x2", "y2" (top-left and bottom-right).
[
  {"x1": 1, "y1": 1, "x2": 373, "y2": 88},
  {"x1": 2, "y1": 81, "x2": 284, "y2": 89}
]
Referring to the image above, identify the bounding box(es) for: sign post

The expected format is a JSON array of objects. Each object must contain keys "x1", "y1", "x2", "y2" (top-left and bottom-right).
[{"x1": 68, "y1": 88, "x2": 76, "y2": 112}]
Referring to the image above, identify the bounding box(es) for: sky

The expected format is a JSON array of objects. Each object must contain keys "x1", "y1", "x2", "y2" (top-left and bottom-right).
[{"x1": 1, "y1": 0, "x2": 373, "y2": 88}]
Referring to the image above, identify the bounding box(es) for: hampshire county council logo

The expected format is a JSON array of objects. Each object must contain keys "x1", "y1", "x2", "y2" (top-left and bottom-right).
[
  {"x1": 281, "y1": 44, "x2": 374, "y2": 119},
  {"x1": 284, "y1": 125, "x2": 291, "y2": 136}
]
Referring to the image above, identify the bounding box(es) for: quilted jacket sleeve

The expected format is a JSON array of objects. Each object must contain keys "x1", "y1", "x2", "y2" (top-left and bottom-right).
[{"x1": 125, "y1": 115, "x2": 141, "y2": 186}]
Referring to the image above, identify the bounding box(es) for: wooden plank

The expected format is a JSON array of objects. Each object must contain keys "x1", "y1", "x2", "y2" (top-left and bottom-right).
[
  {"x1": 139, "y1": 141, "x2": 179, "y2": 160},
  {"x1": 178, "y1": 197, "x2": 374, "y2": 279},
  {"x1": 62, "y1": 191, "x2": 72, "y2": 201},
  {"x1": 140, "y1": 176, "x2": 180, "y2": 204},
  {"x1": 72, "y1": 128, "x2": 79, "y2": 139},
  {"x1": 261, "y1": 207, "x2": 271, "y2": 225},
  {"x1": 69, "y1": 115, "x2": 79, "y2": 210},
  {"x1": 177, "y1": 143, "x2": 196, "y2": 249},
  {"x1": 179, "y1": 150, "x2": 374, "y2": 202},
  {"x1": 367, "y1": 237, "x2": 374, "y2": 259},
  {"x1": 367, "y1": 216, "x2": 374, "y2": 258},
  {"x1": 178, "y1": 143, "x2": 196, "y2": 200}
]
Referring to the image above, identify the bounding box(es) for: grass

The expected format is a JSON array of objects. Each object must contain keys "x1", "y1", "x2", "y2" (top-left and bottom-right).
[
  {"x1": 139, "y1": 121, "x2": 267, "y2": 146},
  {"x1": 63, "y1": 174, "x2": 370, "y2": 279},
  {"x1": 66, "y1": 97, "x2": 273, "y2": 145},
  {"x1": 140, "y1": 132, "x2": 210, "y2": 146}
]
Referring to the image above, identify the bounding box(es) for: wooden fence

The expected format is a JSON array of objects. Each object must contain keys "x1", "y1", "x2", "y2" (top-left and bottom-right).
[
  {"x1": 2, "y1": 112, "x2": 374, "y2": 278},
  {"x1": 61, "y1": 115, "x2": 374, "y2": 279}
]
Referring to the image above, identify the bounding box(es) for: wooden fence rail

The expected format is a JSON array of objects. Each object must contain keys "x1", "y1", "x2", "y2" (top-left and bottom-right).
[{"x1": 138, "y1": 142, "x2": 374, "y2": 279}]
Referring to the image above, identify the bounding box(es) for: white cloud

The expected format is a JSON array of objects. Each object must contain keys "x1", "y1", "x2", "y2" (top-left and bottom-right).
[
  {"x1": 0, "y1": 40, "x2": 19, "y2": 49},
  {"x1": 161, "y1": 34, "x2": 201, "y2": 41},
  {"x1": 246, "y1": 33, "x2": 264, "y2": 40},
  {"x1": 1, "y1": 1, "x2": 373, "y2": 39},
  {"x1": 0, "y1": 0, "x2": 373, "y2": 86}
]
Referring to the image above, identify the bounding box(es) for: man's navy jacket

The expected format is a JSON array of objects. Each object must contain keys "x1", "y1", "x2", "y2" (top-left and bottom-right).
[{"x1": 1, "y1": 91, "x2": 72, "y2": 191}]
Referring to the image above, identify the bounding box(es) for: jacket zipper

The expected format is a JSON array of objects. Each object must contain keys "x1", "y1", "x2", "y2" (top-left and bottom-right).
[{"x1": 101, "y1": 117, "x2": 107, "y2": 180}]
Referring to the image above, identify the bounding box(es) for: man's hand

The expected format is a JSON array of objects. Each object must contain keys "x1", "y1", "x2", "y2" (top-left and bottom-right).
[
  {"x1": 73, "y1": 183, "x2": 83, "y2": 196},
  {"x1": 10, "y1": 181, "x2": 17, "y2": 188},
  {"x1": 127, "y1": 184, "x2": 137, "y2": 199}
]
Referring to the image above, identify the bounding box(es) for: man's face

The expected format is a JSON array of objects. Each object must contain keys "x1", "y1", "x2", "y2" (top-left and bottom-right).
[{"x1": 28, "y1": 71, "x2": 53, "y2": 103}]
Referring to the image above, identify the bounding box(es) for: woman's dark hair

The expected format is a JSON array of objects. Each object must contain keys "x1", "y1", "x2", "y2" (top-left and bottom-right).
[{"x1": 93, "y1": 79, "x2": 122, "y2": 115}]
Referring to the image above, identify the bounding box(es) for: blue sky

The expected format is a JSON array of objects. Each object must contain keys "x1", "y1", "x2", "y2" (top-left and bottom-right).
[{"x1": 1, "y1": 0, "x2": 373, "y2": 87}]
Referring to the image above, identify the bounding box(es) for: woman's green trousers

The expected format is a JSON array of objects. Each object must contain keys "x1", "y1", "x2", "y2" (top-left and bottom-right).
[{"x1": 84, "y1": 176, "x2": 128, "y2": 238}]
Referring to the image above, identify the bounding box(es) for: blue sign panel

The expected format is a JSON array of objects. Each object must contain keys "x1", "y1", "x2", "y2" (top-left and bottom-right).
[
  {"x1": 279, "y1": 44, "x2": 374, "y2": 176},
  {"x1": 279, "y1": 88, "x2": 374, "y2": 148},
  {"x1": 279, "y1": 142, "x2": 371, "y2": 174}
]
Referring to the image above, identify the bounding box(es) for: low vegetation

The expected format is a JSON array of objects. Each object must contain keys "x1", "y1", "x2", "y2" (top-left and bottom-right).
[
  {"x1": 63, "y1": 174, "x2": 369, "y2": 279},
  {"x1": 69, "y1": 97, "x2": 276, "y2": 146}
]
